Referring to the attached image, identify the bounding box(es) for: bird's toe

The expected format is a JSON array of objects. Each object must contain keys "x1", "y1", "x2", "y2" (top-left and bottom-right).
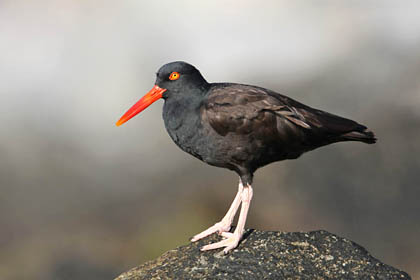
[
  {"x1": 191, "y1": 221, "x2": 231, "y2": 242},
  {"x1": 220, "y1": 232, "x2": 234, "y2": 239},
  {"x1": 200, "y1": 233, "x2": 241, "y2": 252}
]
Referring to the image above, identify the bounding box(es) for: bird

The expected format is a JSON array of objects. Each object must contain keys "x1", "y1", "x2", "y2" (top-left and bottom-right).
[{"x1": 116, "y1": 61, "x2": 376, "y2": 254}]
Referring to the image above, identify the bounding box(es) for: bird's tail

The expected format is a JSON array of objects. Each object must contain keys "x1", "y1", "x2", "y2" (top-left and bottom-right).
[{"x1": 340, "y1": 129, "x2": 377, "y2": 144}]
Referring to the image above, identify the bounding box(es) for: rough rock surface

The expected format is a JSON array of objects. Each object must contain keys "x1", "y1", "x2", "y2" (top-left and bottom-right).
[{"x1": 115, "y1": 229, "x2": 411, "y2": 280}]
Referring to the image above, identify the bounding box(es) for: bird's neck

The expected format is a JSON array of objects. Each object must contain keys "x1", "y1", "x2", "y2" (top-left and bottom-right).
[
  {"x1": 162, "y1": 89, "x2": 205, "y2": 131},
  {"x1": 161, "y1": 92, "x2": 207, "y2": 158}
]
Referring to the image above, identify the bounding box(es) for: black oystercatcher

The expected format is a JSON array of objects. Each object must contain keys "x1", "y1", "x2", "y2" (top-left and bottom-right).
[{"x1": 116, "y1": 61, "x2": 376, "y2": 253}]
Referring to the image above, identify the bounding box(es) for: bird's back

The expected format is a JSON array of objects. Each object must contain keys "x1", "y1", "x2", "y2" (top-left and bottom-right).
[{"x1": 202, "y1": 83, "x2": 376, "y2": 174}]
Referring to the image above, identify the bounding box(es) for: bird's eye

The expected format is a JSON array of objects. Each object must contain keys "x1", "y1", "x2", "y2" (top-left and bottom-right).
[{"x1": 169, "y1": 72, "x2": 180, "y2": 81}]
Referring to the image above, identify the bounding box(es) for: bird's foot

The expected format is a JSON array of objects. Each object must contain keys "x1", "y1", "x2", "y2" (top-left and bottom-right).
[
  {"x1": 200, "y1": 232, "x2": 242, "y2": 254},
  {"x1": 190, "y1": 221, "x2": 231, "y2": 242}
]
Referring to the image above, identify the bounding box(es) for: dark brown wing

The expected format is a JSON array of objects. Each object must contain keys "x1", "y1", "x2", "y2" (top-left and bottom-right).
[
  {"x1": 204, "y1": 83, "x2": 314, "y2": 136},
  {"x1": 204, "y1": 83, "x2": 375, "y2": 144},
  {"x1": 205, "y1": 84, "x2": 274, "y2": 136}
]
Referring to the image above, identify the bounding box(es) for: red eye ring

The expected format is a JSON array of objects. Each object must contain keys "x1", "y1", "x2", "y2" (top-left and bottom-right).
[{"x1": 169, "y1": 72, "x2": 180, "y2": 81}]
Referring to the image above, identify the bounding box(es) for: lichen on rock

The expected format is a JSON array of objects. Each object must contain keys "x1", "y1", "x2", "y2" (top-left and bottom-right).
[{"x1": 115, "y1": 229, "x2": 411, "y2": 280}]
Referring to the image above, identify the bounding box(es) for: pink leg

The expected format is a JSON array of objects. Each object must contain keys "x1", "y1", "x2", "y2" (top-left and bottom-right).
[
  {"x1": 191, "y1": 180, "x2": 244, "y2": 242},
  {"x1": 201, "y1": 183, "x2": 253, "y2": 253}
]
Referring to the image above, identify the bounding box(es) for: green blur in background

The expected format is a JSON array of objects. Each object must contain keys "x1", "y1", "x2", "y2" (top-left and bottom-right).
[{"x1": 1, "y1": 1, "x2": 420, "y2": 279}]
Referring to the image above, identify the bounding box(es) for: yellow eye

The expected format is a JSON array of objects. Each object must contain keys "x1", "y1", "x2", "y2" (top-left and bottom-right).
[{"x1": 169, "y1": 72, "x2": 180, "y2": 81}]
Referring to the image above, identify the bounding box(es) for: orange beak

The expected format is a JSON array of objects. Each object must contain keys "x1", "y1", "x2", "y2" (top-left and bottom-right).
[{"x1": 116, "y1": 85, "x2": 167, "y2": 126}]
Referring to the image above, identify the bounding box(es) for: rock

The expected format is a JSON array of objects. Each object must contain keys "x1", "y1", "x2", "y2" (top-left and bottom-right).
[{"x1": 115, "y1": 229, "x2": 411, "y2": 280}]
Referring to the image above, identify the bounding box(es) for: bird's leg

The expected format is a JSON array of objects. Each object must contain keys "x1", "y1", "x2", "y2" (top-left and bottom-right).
[
  {"x1": 201, "y1": 183, "x2": 253, "y2": 253},
  {"x1": 191, "y1": 180, "x2": 244, "y2": 242}
]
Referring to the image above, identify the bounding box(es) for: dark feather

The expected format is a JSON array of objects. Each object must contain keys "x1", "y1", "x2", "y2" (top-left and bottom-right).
[{"x1": 204, "y1": 83, "x2": 376, "y2": 150}]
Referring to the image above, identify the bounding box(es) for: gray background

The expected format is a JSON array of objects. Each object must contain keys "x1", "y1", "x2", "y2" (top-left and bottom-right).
[{"x1": 1, "y1": 1, "x2": 419, "y2": 279}]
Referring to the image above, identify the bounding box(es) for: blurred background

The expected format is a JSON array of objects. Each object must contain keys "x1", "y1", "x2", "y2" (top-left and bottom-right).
[{"x1": 1, "y1": 1, "x2": 420, "y2": 279}]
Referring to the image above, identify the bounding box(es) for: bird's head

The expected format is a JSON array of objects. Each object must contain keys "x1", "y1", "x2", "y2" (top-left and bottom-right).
[{"x1": 116, "y1": 61, "x2": 208, "y2": 126}]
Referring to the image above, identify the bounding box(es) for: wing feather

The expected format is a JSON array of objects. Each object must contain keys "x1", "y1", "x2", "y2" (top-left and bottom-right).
[
  {"x1": 204, "y1": 83, "x2": 366, "y2": 140},
  {"x1": 204, "y1": 84, "x2": 312, "y2": 137}
]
